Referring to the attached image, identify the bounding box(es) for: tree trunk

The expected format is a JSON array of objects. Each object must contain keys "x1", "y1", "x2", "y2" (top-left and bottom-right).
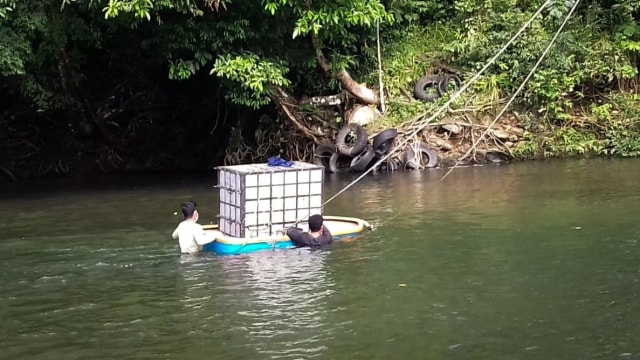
[{"x1": 311, "y1": 34, "x2": 379, "y2": 106}]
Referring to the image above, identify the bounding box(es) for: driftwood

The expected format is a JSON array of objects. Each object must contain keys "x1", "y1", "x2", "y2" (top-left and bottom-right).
[{"x1": 271, "y1": 88, "x2": 323, "y2": 144}]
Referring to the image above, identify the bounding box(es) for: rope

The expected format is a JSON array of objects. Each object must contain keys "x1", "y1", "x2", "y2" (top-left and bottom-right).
[
  {"x1": 440, "y1": 0, "x2": 581, "y2": 181},
  {"x1": 322, "y1": 0, "x2": 552, "y2": 207},
  {"x1": 373, "y1": 0, "x2": 580, "y2": 229},
  {"x1": 220, "y1": 0, "x2": 573, "y2": 245}
]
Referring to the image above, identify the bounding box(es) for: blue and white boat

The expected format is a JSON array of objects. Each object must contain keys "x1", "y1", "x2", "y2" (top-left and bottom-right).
[{"x1": 202, "y1": 215, "x2": 371, "y2": 255}]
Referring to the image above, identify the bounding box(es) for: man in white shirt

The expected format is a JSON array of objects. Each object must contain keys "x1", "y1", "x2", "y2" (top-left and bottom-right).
[{"x1": 172, "y1": 201, "x2": 217, "y2": 254}]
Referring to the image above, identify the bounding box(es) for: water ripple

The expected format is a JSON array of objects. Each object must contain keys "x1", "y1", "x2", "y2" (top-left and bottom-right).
[
  {"x1": 207, "y1": 250, "x2": 340, "y2": 358},
  {"x1": 3, "y1": 160, "x2": 640, "y2": 359}
]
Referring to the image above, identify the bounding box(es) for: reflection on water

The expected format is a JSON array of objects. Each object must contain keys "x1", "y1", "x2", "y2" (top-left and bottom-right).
[
  {"x1": 322, "y1": 165, "x2": 523, "y2": 228},
  {"x1": 177, "y1": 249, "x2": 335, "y2": 359}
]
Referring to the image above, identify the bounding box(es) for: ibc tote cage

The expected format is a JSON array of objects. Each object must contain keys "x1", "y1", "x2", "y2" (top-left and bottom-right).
[{"x1": 215, "y1": 162, "x2": 325, "y2": 238}]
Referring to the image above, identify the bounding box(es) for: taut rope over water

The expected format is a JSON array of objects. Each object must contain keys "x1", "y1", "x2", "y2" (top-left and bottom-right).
[
  {"x1": 440, "y1": 0, "x2": 582, "y2": 181},
  {"x1": 322, "y1": 0, "x2": 554, "y2": 207},
  {"x1": 370, "y1": 0, "x2": 582, "y2": 228}
]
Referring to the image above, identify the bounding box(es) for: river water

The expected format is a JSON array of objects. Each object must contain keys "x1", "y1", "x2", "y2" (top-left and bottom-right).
[{"x1": 1, "y1": 159, "x2": 640, "y2": 359}]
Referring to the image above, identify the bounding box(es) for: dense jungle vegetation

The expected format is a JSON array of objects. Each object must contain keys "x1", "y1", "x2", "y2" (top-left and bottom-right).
[{"x1": 1, "y1": 0, "x2": 639, "y2": 181}]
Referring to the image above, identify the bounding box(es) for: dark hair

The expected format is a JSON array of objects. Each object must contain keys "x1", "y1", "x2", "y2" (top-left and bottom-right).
[
  {"x1": 308, "y1": 214, "x2": 323, "y2": 232},
  {"x1": 181, "y1": 201, "x2": 197, "y2": 218}
]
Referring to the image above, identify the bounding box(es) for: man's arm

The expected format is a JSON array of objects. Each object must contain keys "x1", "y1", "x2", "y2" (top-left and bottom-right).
[
  {"x1": 171, "y1": 224, "x2": 180, "y2": 239},
  {"x1": 194, "y1": 225, "x2": 217, "y2": 245},
  {"x1": 287, "y1": 227, "x2": 312, "y2": 247}
]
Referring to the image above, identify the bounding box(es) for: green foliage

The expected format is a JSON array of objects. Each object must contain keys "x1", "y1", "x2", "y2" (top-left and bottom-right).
[
  {"x1": 365, "y1": 25, "x2": 456, "y2": 99},
  {"x1": 384, "y1": 0, "x2": 451, "y2": 24},
  {"x1": 0, "y1": 0, "x2": 15, "y2": 19},
  {"x1": 550, "y1": 128, "x2": 606, "y2": 157},
  {"x1": 597, "y1": 94, "x2": 640, "y2": 157},
  {"x1": 0, "y1": 0, "x2": 104, "y2": 110},
  {"x1": 90, "y1": 0, "x2": 393, "y2": 108},
  {"x1": 0, "y1": 0, "x2": 34, "y2": 77},
  {"x1": 103, "y1": 0, "x2": 154, "y2": 20},
  {"x1": 70, "y1": 0, "x2": 639, "y2": 121},
  {"x1": 3, "y1": 0, "x2": 640, "y2": 181},
  {"x1": 378, "y1": 100, "x2": 430, "y2": 129},
  {"x1": 94, "y1": 0, "x2": 205, "y2": 20},
  {"x1": 211, "y1": 53, "x2": 291, "y2": 108},
  {"x1": 288, "y1": 0, "x2": 393, "y2": 38},
  {"x1": 168, "y1": 50, "x2": 213, "y2": 79},
  {"x1": 511, "y1": 131, "x2": 539, "y2": 159},
  {"x1": 512, "y1": 94, "x2": 640, "y2": 159},
  {"x1": 432, "y1": 0, "x2": 640, "y2": 121},
  {"x1": 0, "y1": 28, "x2": 29, "y2": 76}
]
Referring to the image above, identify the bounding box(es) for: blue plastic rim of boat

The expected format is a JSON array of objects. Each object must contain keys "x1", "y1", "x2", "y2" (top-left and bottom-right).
[{"x1": 204, "y1": 233, "x2": 361, "y2": 256}]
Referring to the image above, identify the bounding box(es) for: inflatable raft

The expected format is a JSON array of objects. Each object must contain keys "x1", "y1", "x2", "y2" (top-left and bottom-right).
[{"x1": 202, "y1": 215, "x2": 371, "y2": 255}]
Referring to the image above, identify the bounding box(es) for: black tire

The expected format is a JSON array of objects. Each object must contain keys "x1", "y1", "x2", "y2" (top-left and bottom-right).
[
  {"x1": 414, "y1": 75, "x2": 443, "y2": 102},
  {"x1": 388, "y1": 158, "x2": 400, "y2": 171},
  {"x1": 335, "y1": 123, "x2": 369, "y2": 156},
  {"x1": 403, "y1": 143, "x2": 438, "y2": 169},
  {"x1": 371, "y1": 129, "x2": 398, "y2": 156},
  {"x1": 328, "y1": 152, "x2": 353, "y2": 173},
  {"x1": 313, "y1": 142, "x2": 336, "y2": 169},
  {"x1": 350, "y1": 145, "x2": 376, "y2": 172},
  {"x1": 379, "y1": 158, "x2": 399, "y2": 172},
  {"x1": 439, "y1": 74, "x2": 462, "y2": 95},
  {"x1": 485, "y1": 151, "x2": 510, "y2": 163}
]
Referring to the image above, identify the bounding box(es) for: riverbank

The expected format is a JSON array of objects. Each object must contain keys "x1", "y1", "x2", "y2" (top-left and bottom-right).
[
  {"x1": 3, "y1": 0, "x2": 639, "y2": 183},
  {"x1": 360, "y1": 89, "x2": 640, "y2": 169},
  {"x1": 354, "y1": 20, "x2": 640, "y2": 167}
]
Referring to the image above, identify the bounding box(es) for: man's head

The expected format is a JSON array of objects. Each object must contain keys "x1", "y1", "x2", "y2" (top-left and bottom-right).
[
  {"x1": 181, "y1": 201, "x2": 198, "y2": 219},
  {"x1": 308, "y1": 214, "x2": 323, "y2": 232}
]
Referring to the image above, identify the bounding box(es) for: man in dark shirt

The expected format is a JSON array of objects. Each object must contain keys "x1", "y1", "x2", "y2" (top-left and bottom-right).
[{"x1": 286, "y1": 214, "x2": 333, "y2": 248}]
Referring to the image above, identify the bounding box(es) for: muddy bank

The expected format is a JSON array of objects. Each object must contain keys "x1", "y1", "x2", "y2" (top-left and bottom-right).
[{"x1": 397, "y1": 117, "x2": 524, "y2": 168}]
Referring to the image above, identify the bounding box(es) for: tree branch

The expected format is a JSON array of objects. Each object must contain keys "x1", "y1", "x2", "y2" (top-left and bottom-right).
[{"x1": 271, "y1": 88, "x2": 322, "y2": 144}]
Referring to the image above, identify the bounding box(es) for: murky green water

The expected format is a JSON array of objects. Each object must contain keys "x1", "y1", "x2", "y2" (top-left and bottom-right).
[{"x1": 1, "y1": 159, "x2": 640, "y2": 359}]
